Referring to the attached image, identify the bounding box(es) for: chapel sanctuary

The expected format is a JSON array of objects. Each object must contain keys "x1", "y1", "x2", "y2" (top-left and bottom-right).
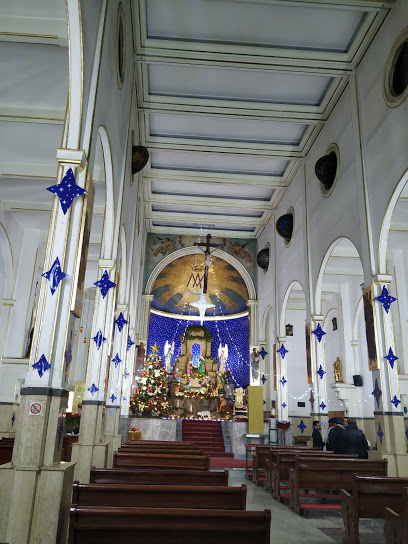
[{"x1": 1, "y1": 0, "x2": 408, "y2": 543}]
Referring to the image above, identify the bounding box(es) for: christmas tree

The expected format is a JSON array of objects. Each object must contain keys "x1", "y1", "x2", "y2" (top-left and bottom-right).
[{"x1": 130, "y1": 343, "x2": 169, "y2": 416}]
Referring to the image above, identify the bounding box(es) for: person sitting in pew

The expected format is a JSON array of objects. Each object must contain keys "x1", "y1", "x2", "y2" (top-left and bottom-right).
[
  {"x1": 344, "y1": 417, "x2": 369, "y2": 459},
  {"x1": 312, "y1": 421, "x2": 325, "y2": 450}
]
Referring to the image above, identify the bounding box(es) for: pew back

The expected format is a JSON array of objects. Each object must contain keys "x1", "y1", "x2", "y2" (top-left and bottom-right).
[
  {"x1": 113, "y1": 452, "x2": 210, "y2": 470},
  {"x1": 90, "y1": 467, "x2": 228, "y2": 486},
  {"x1": 384, "y1": 487, "x2": 408, "y2": 544}
]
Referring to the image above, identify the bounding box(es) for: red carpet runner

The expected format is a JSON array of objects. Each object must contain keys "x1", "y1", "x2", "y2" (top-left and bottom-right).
[{"x1": 182, "y1": 420, "x2": 234, "y2": 458}]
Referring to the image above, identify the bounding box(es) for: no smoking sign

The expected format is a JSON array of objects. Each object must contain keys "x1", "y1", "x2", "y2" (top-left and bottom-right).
[{"x1": 28, "y1": 401, "x2": 44, "y2": 416}]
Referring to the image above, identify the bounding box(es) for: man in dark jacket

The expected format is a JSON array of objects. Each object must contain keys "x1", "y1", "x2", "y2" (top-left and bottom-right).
[
  {"x1": 312, "y1": 420, "x2": 324, "y2": 449},
  {"x1": 325, "y1": 417, "x2": 337, "y2": 451},
  {"x1": 328, "y1": 417, "x2": 346, "y2": 454},
  {"x1": 344, "y1": 418, "x2": 369, "y2": 458}
]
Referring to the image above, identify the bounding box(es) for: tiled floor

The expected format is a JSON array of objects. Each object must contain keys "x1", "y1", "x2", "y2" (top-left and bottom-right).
[{"x1": 227, "y1": 469, "x2": 385, "y2": 544}]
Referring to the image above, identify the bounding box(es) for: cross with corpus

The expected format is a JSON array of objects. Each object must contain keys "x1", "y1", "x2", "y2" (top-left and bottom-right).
[{"x1": 194, "y1": 233, "x2": 221, "y2": 293}]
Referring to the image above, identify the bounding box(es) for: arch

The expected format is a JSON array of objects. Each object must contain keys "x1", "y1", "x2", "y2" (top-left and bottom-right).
[
  {"x1": 261, "y1": 305, "x2": 274, "y2": 343},
  {"x1": 97, "y1": 126, "x2": 115, "y2": 260},
  {"x1": 0, "y1": 222, "x2": 14, "y2": 299},
  {"x1": 145, "y1": 246, "x2": 256, "y2": 300},
  {"x1": 353, "y1": 296, "x2": 364, "y2": 340},
  {"x1": 378, "y1": 168, "x2": 408, "y2": 275},
  {"x1": 118, "y1": 225, "x2": 127, "y2": 303},
  {"x1": 279, "y1": 280, "x2": 306, "y2": 337}
]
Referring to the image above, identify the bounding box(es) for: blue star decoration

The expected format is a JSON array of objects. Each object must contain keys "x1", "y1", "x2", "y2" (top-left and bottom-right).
[
  {"x1": 127, "y1": 335, "x2": 135, "y2": 352},
  {"x1": 94, "y1": 270, "x2": 116, "y2": 299},
  {"x1": 261, "y1": 374, "x2": 267, "y2": 385},
  {"x1": 317, "y1": 364, "x2": 326, "y2": 380},
  {"x1": 322, "y1": 421, "x2": 327, "y2": 428},
  {"x1": 112, "y1": 353, "x2": 122, "y2": 368},
  {"x1": 320, "y1": 401, "x2": 327, "y2": 411},
  {"x1": 11, "y1": 412, "x2": 15, "y2": 426},
  {"x1": 391, "y1": 395, "x2": 401, "y2": 409},
  {"x1": 47, "y1": 167, "x2": 87, "y2": 215},
  {"x1": 309, "y1": 390, "x2": 315, "y2": 406},
  {"x1": 123, "y1": 368, "x2": 130, "y2": 380},
  {"x1": 298, "y1": 420, "x2": 307, "y2": 434},
  {"x1": 42, "y1": 257, "x2": 68, "y2": 295},
  {"x1": 280, "y1": 376, "x2": 287, "y2": 387},
  {"x1": 122, "y1": 396, "x2": 127, "y2": 401},
  {"x1": 312, "y1": 323, "x2": 326, "y2": 343},
  {"x1": 88, "y1": 383, "x2": 99, "y2": 396},
  {"x1": 405, "y1": 427, "x2": 408, "y2": 440},
  {"x1": 57, "y1": 418, "x2": 64, "y2": 449},
  {"x1": 259, "y1": 347, "x2": 268, "y2": 360},
  {"x1": 372, "y1": 378, "x2": 382, "y2": 409},
  {"x1": 115, "y1": 312, "x2": 128, "y2": 332},
  {"x1": 405, "y1": 406, "x2": 408, "y2": 415},
  {"x1": 92, "y1": 330, "x2": 106, "y2": 350},
  {"x1": 377, "y1": 423, "x2": 384, "y2": 445},
  {"x1": 110, "y1": 393, "x2": 117, "y2": 403},
  {"x1": 32, "y1": 354, "x2": 52, "y2": 378},
  {"x1": 263, "y1": 400, "x2": 266, "y2": 406},
  {"x1": 282, "y1": 402, "x2": 287, "y2": 409},
  {"x1": 109, "y1": 408, "x2": 115, "y2": 415},
  {"x1": 277, "y1": 344, "x2": 288, "y2": 359},
  {"x1": 375, "y1": 285, "x2": 396, "y2": 314},
  {"x1": 385, "y1": 347, "x2": 398, "y2": 370}
]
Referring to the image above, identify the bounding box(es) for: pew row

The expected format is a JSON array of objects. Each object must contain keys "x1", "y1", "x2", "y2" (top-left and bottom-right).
[
  {"x1": 118, "y1": 446, "x2": 203, "y2": 455},
  {"x1": 69, "y1": 506, "x2": 271, "y2": 544},
  {"x1": 288, "y1": 457, "x2": 388, "y2": 514},
  {"x1": 0, "y1": 443, "x2": 13, "y2": 465},
  {"x1": 253, "y1": 445, "x2": 311, "y2": 486},
  {"x1": 384, "y1": 487, "x2": 408, "y2": 544},
  {"x1": 113, "y1": 452, "x2": 210, "y2": 470},
  {"x1": 72, "y1": 482, "x2": 246, "y2": 510},
  {"x1": 341, "y1": 476, "x2": 408, "y2": 544},
  {"x1": 90, "y1": 467, "x2": 228, "y2": 486},
  {"x1": 125, "y1": 440, "x2": 195, "y2": 447}
]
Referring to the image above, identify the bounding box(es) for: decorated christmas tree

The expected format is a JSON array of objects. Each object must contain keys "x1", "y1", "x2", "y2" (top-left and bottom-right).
[{"x1": 130, "y1": 343, "x2": 169, "y2": 416}]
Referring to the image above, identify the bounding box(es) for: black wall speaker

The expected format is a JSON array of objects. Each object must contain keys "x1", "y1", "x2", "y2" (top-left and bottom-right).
[{"x1": 353, "y1": 374, "x2": 363, "y2": 387}]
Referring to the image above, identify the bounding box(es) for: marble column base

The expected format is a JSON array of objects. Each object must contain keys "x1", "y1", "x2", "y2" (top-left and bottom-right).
[
  {"x1": 0, "y1": 461, "x2": 75, "y2": 544},
  {"x1": 368, "y1": 450, "x2": 408, "y2": 477},
  {"x1": 103, "y1": 406, "x2": 122, "y2": 467},
  {"x1": 0, "y1": 403, "x2": 17, "y2": 438},
  {"x1": 71, "y1": 442, "x2": 109, "y2": 483}
]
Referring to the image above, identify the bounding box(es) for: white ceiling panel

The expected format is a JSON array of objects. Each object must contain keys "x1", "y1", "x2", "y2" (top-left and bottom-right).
[
  {"x1": 148, "y1": 63, "x2": 332, "y2": 106},
  {"x1": 11, "y1": 210, "x2": 50, "y2": 230},
  {"x1": 1, "y1": 0, "x2": 66, "y2": 20},
  {"x1": 151, "y1": 179, "x2": 274, "y2": 201},
  {"x1": 151, "y1": 203, "x2": 264, "y2": 217},
  {"x1": 150, "y1": 150, "x2": 288, "y2": 176},
  {"x1": 0, "y1": 178, "x2": 51, "y2": 202},
  {"x1": 145, "y1": 0, "x2": 365, "y2": 53},
  {"x1": 152, "y1": 220, "x2": 255, "y2": 232},
  {"x1": 148, "y1": 113, "x2": 307, "y2": 145},
  {"x1": 0, "y1": 121, "x2": 63, "y2": 164}
]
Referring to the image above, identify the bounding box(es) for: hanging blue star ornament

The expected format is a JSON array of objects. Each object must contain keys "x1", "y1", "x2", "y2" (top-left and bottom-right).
[
  {"x1": 317, "y1": 365, "x2": 326, "y2": 380},
  {"x1": 377, "y1": 423, "x2": 384, "y2": 445},
  {"x1": 42, "y1": 257, "x2": 68, "y2": 295},
  {"x1": 277, "y1": 344, "x2": 288, "y2": 359},
  {"x1": 112, "y1": 353, "x2": 122, "y2": 368},
  {"x1": 375, "y1": 286, "x2": 396, "y2": 314},
  {"x1": 47, "y1": 167, "x2": 87, "y2": 215},
  {"x1": 94, "y1": 270, "x2": 116, "y2": 299},
  {"x1": 261, "y1": 374, "x2": 267, "y2": 385},
  {"x1": 282, "y1": 402, "x2": 287, "y2": 409},
  {"x1": 320, "y1": 401, "x2": 327, "y2": 411},
  {"x1": 312, "y1": 323, "x2": 326, "y2": 343},
  {"x1": 88, "y1": 383, "x2": 99, "y2": 396},
  {"x1": 32, "y1": 354, "x2": 52, "y2": 378},
  {"x1": 259, "y1": 347, "x2": 268, "y2": 360},
  {"x1": 115, "y1": 312, "x2": 128, "y2": 332},
  {"x1": 110, "y1": 393, "x2": 117, "y2": 403},
  {"x1": 385, "y1": 347, "x2": 398, "y2": 370},
  {"x1": 391, "y1": 395, "x2": 401, "y2": 409},
  {"x1": 127, "y1": 335, "x2": 135, "y2": 352},
  {"x1": 92, "y1": 330, "x2": 106, "y2": 350},
  {"x1": 280, "y1": 376, "x2": 287, "y2": 387},
  {"x1": 11, "y1": 412, "x2": 15, "y2": 426},
  {"x1": 372, "y1": 378, "x2": 382, "y2": 409},
  {"x1": 298, "y1": 420, "x2": 307, "y2": 434}
]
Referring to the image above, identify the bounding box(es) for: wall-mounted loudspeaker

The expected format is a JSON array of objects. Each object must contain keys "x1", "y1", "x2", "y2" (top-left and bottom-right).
[{"x1": 353, "y1": 374, "x2": 363, "y2": 387}]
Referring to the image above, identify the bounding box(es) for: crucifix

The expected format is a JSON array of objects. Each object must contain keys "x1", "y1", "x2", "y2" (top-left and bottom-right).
[{"x1": 194, "y1": 233, "x2": 221, "y2": 294}]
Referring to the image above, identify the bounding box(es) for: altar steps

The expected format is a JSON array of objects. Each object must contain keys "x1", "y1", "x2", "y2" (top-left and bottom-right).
[{"x1": 182, "y1": 421, "x2": 233, "y2": 458}]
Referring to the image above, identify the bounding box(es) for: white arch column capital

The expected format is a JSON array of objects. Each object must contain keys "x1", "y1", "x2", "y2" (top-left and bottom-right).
[
  {"x1": 56, "y1": 148, "x2": 87, "y2": 171},
  {"x1": 99, "y1": 259, "x2": 115, "y2": 270}
]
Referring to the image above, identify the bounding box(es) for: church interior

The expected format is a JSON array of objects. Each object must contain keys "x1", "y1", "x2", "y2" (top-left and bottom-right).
[{"x1": 1, "y1": 0, "x2": 408, "y2": 542}]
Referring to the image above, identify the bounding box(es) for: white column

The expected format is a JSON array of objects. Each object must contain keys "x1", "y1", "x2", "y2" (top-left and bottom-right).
[
  {"x1": 311, "y1": 315, "x2": 328, "y2": 420},
  {"x1": 277, "y1": 337, "x2": 289, "y2": 421},
  {"x1": 247, "y1": 299, "x2": 259, "y2": 346},
  {"x1": 140, "y1": 294, "x2": 154, "y2": 342},
  {"x1": 121, "y1": 327, "x2": 136, "y2": 416}
]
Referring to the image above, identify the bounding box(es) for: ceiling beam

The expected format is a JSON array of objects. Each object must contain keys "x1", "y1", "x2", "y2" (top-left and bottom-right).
[
  {"x1": 149, "y1": 224, "x2": 257, "y2": 238},
  {"x1": 0, "y1": 161, "x2": 57, "y2": 180},
  {"x1": 0, "y1": 15, "x2": 68, "y2": 46},
  {"x1": 0, "y1": 106, "x2": 65, "y2": 125},
  {"x1": 147, "y1": 193, "x2": 273, "y2": 211},
  {"x1": 147, "y1": 210, "x2": 265, "y2": 227}
]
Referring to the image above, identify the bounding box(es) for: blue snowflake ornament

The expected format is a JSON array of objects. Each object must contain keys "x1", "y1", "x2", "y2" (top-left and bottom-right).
[
  {"x1": 405, "y1": 427, "x2": 408, "y2": 440},
  {"x1": 377, "y1": 423, "x2": 384, "y2": 445},
  {"x1": 92, "y1": 330, "x2": 106, "y2": 350},
  {"x1": 372, "y1": 379, "x2": 382, "y2": 409},
  {"x1": 312, "y1": 323, "x2": 326, "y2": 343},
  {"x1": 282, "y1": 402, "x2": 287, "y2": 409},
  {"x1": 112, "y1": 353, "x2": 122, "y2": 368},
  {"x1": 259, "y1": 347, "x2": 268, "y2": 360},
  {"x1": 280, "y1": 375, "x2": 287, "y2": 387},
  {"x1": 32, "y1": 354, "x2": 52, "y2": 378},
  {"x1": 320, "y1": 401, "x2": 327, "y2": 411},
  {"x1": 127, "y1": 335, "x2": 135, "y2": 352},
  {"x1": 391, "y1": 395, "x2": 401, "y2": 409},
  {"x1": 110, "y1": 393, "x2": 117, "y2": 403},
  {"x1": 42, "y1": 257, "x2": 68, "y2": 295},
  {"x1": 88, "y1": 383, "x2": 99, "y2": 396},
  {"x1": 277, "y1": 344, "x2": 288, "y2": 359},
  {"x1": 47, "y1": 167, "x2": 87, "y2": 215},
  {"x1": 298, "y1": 420, "x2": 307, "y2": 434},
  {"x1": 115, "y1": 312, "x2": 128, "y2": 332},
  {"x1": 375, "y1": 286, "x2": 396, "y2": 314},
  {"x1": 317, "y1": 365, "x2": 326, "y2": 380},
  {"x1": 385, "y1": 347, "x2": 398, "y2": 370},
  {"x1": 94, "y1": 270, "x2": 116, "y2": 299},
  {"x1": 261, "y1": 374, "x2": 267, "y2": 385}
]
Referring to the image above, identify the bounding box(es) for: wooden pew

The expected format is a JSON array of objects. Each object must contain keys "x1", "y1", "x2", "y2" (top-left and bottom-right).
[
  {"x1": 69, "y1": 506, "x2": 272, "y2": 544},
  {"x1": 72, "y1": 482, "x2": 247, "y2": 510},
  {"x1": 90, "y1": 467, "x2": 229, "y2": 486},
  {"x1": 384, "y1": 487, "x2": 408, "y2": 544},
  {"x1": 0, "y1": 443, "x2": 13, "y2": 465},
  {"x1": 119, "y1": 446, "x2": 203, "y2": 455},
  {"x1": 288, "y1": 457, "x2": 388, "y2": 514},
  {"x1": 113, "y1": 452, "x2": 210, "y2": 471},
  {"x1": 62, "y1": 434, "x2": 79, "y2": 462},
  {"x1": 253, "y1": 445, "x2": 311, "y2": 486},
  {"x1": 339, "y1": 476, "x2": 408, "y2": 544},
  {"x1": 125, "y1": 440, "x2": 195, "y2": 447}
]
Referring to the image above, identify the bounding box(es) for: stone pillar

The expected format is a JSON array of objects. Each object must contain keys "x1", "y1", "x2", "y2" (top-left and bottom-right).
[
  {"x1": 259, "y1": 341, "x2": 270, "y2": 413},
  {"x1": 277, "y1": 337, "x2": 289, "y2": 422},
  {"x1": 369, "y1": 275, "x2": 407, "y2": 476},
  {"x1": 121, "y1": 326, "x2": 136, "y2": 416},
  {"x1": 0, "y1": 149, "x2": 87, "y2": 544},
  {"x1": 104, "y1": 304, "x2": 129, "y2": 466},
  {"x1": 140, "y1": 294, "x2": 154, "y2": 342},
  {"x1": 0, "y1": 299, "x2": 19, "y2": 437},
  {"x1": 310, "y1": 315, "x2": 329, "y2": 426},
  {"x1": 247, "y1": 299, "x2": 259, "y2": 346},
  {"x1": 71, "y1": 259, "x2": 116, "y2": 483}
]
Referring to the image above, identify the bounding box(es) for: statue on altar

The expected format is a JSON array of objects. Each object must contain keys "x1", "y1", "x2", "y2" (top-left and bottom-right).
[
  {"x1": 164, "y1": 340, "x2": 175, "y2": 373},
  {"x1": 333, "y1": 357, "x2": 343, "y2": 383},
  {"x1": 218, "y1": 343, "x2": 228, "y2": 374},
  {"x1": 199, "y1": 356, "x2": 206, "y2": 374}
]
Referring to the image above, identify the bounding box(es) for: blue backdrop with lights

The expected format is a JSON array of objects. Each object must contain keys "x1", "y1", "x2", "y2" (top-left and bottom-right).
[{"x1": 147, "y1": 313, "x2": 250, "y2": 388}]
